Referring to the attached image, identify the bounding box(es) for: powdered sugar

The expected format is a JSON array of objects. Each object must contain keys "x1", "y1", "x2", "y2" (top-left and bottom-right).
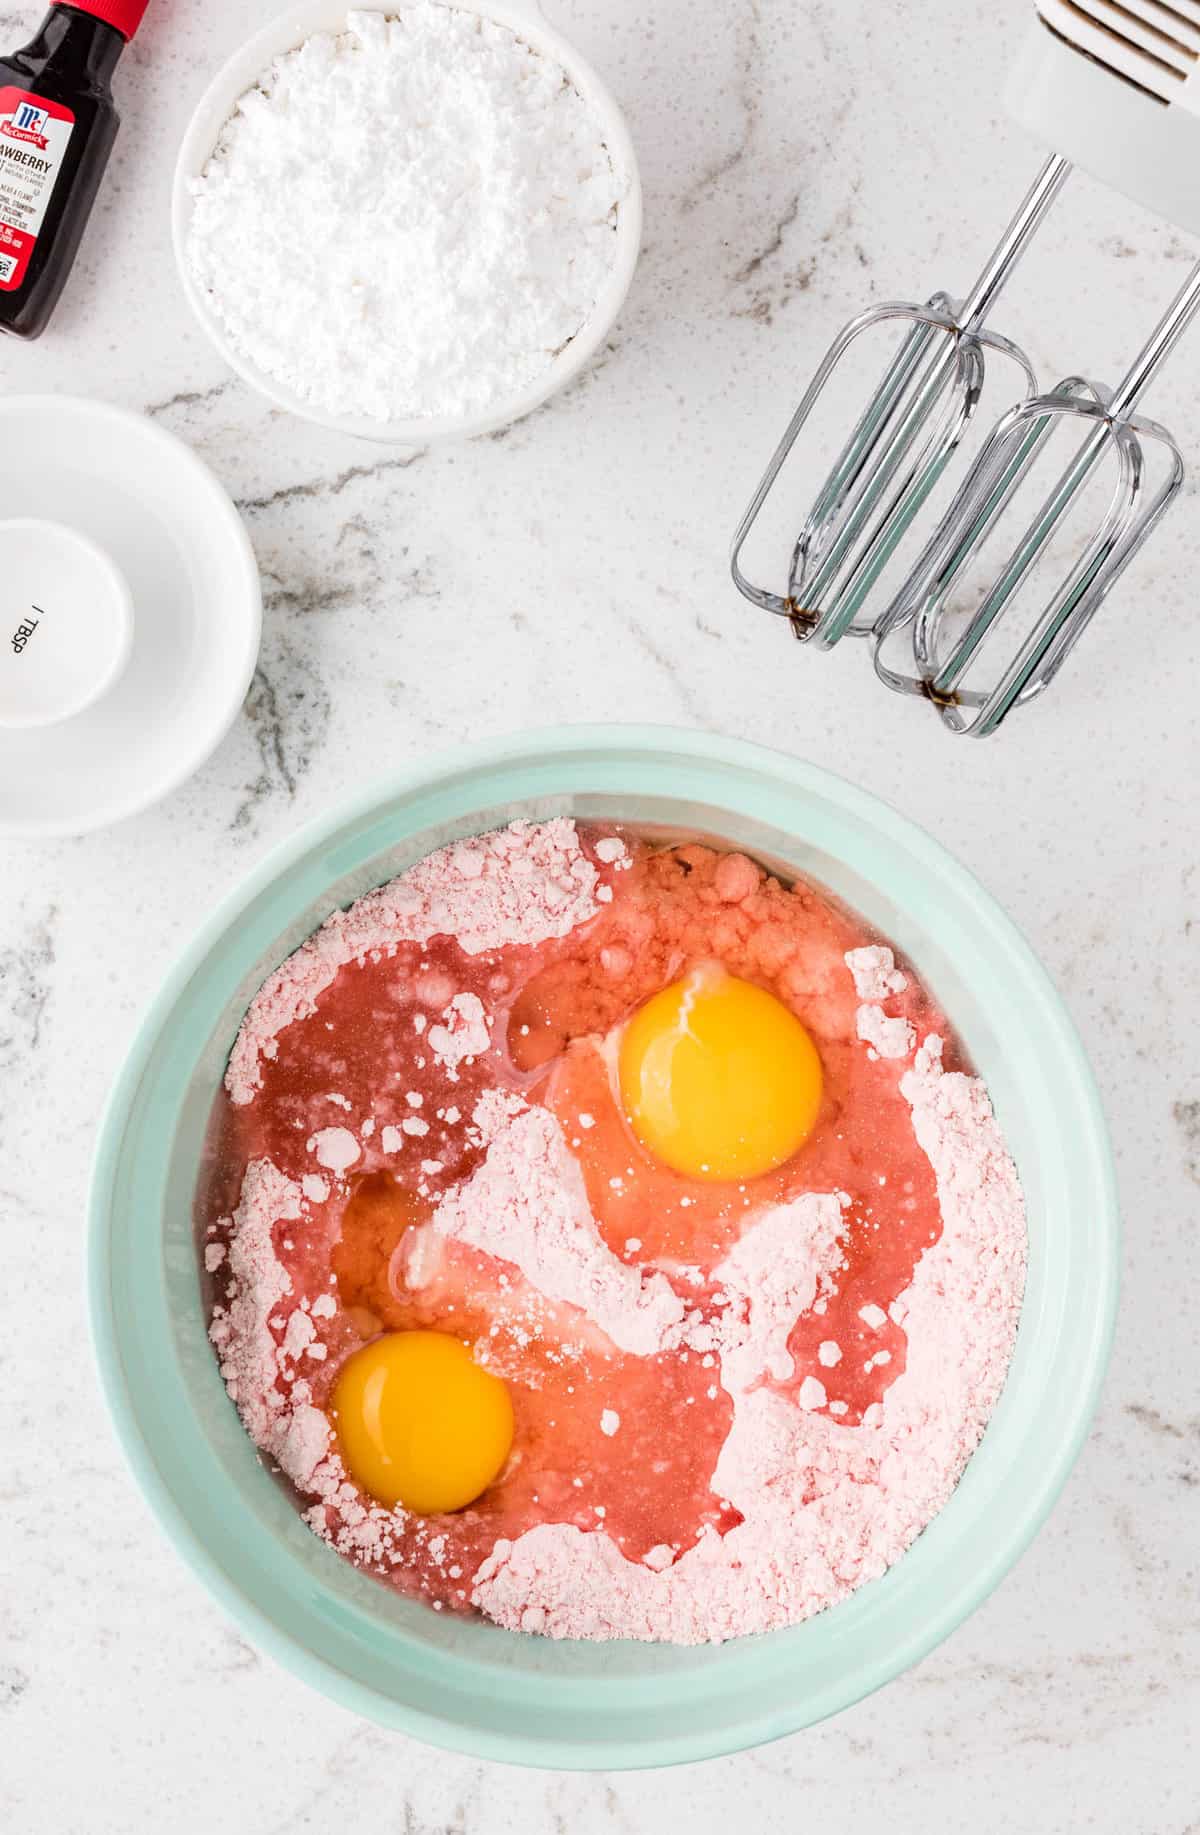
[{"x1": 185, "y1": 6, "x2": 625, "y2": 423}]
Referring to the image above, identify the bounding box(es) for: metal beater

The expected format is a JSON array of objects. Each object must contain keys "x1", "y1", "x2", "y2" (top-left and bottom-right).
[{"x1": 731, "y1": 0, "x2": 1200, "y2": 734}]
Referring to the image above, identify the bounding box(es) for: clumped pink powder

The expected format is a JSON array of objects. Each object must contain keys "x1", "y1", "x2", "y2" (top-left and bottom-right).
[
  {"x1": 713, "y1": 1192, "x2": 849, "y2": 1390},
  {"x1": 225, "y1": 819, "x2": 601, "y2": 1105},
  {"x1": 207, "y1": 828, "x2": 1027, "y2": 1644},
  {"x1": 209, "y1": 1157, "x2": 300, "y2": 1437},
  {"x1": 433, "y1": 1100, "x2": 687, "y2": 1357},
  {"x1": 472, "y1": 1024, "x2": 1026, "y2": 1642},
  {"x1": 846, "y1": 944, "x2": 909, "y2": 1001}
]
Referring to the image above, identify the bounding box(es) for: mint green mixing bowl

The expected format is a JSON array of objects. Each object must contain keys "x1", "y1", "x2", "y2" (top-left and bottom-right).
[{"x1": 88, "y1": 727, "x2": 1118, "y2": 1768}]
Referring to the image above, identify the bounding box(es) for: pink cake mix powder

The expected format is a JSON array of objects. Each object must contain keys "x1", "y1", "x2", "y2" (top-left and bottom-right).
[{"x1": 198, "y1": 818, "x2": 1027, "y2": 1643}]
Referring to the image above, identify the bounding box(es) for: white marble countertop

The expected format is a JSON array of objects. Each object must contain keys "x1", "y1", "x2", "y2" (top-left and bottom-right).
[{"x1": 3, "y1": 0, "x2": 1198, "y2": 1826}]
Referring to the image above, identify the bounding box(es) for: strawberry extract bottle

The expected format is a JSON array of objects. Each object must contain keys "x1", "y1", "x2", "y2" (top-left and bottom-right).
[{"x1": 0, "y1": 0, "x2": 147, "y2": 339}]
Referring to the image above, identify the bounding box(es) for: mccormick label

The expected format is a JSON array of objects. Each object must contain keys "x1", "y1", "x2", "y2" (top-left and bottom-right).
[{"x1": 0, "y1": 88, "x2": 74, "y2": 291}]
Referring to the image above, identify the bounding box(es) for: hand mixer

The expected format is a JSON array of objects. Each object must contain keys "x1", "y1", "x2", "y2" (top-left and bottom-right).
[{"x1": 731, "y1": 0, "x2": 1200, "y2": 735}]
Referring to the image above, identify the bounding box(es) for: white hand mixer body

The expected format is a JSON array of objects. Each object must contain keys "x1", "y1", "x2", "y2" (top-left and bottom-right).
[{"x1": 731, "y1": 0, "x2": 1200, "y2": 735}]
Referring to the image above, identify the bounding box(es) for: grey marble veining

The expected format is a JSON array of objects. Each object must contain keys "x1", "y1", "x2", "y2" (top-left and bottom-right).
[{"x1": 2, "y1": 0, "x2": 1198, "y2": 1828}]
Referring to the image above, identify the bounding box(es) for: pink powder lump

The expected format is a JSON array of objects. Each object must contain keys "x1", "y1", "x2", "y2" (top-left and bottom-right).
[
  {"x1": 201, "y1": 820, "x2": 1027, "y2": 1644},
  {"x1": 225, "y1": 819, "x2": 600, "y2": 1107}
]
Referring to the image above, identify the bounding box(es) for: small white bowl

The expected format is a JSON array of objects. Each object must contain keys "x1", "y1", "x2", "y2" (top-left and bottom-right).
[
  {"x1": 0, "y1": 396, "x2": 261, "y2": 838},
  {"x1": 171, "y1": 1, "x2": 644, "y2": 444}
]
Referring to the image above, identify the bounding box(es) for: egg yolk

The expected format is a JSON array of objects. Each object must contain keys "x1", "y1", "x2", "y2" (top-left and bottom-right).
[
  {"x1": 330, "y1": 1330, "x2": 514, "y2": 1515},
  {"x1": 618, "y1": 964, "x2": 823, "y2": 1181}
]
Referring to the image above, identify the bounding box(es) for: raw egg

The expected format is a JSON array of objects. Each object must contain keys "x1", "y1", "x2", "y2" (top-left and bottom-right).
[
  {"x1": 331, "y1": 1329, "x2": 514, "y2": 1514},
  {"x1": 618, "y1": 964, "x2": 823, "y2": 1181}
]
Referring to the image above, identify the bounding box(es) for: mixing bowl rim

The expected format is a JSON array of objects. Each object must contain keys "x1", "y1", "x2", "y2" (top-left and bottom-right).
[{"x1": 87, "y1": 723, "x2": 1120, "y2": 1768}]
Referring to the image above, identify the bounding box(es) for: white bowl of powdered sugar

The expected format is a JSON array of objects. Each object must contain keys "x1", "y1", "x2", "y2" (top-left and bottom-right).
[{"x1": 173, "y1": 2, "x2": 642, "y2": 441}]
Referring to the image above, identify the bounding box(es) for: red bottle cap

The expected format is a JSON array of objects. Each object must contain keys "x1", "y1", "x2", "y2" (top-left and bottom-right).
[{"x1": 52, "y1": 0, "x2": 149, "y2": 39}]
